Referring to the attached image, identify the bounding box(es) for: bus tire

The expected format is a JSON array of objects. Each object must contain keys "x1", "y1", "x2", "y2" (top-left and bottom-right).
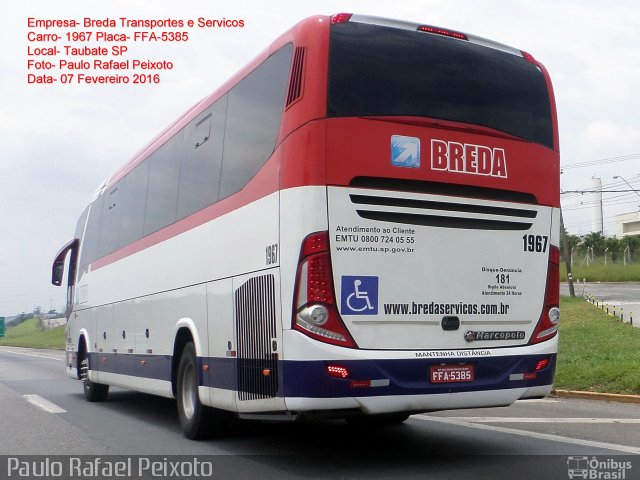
[
  {"x1": 346, "y1": 412, "x2": 410, "y2": 427},
  {"x1": 177, "y1": 342, "x2": 213, "y2": 439},
  {"x1": 80, "y1": 355, "x2": 109, "y2": 402},
  {"x1": 177, "y1": 342, "x2": 237, "y2": 440}
]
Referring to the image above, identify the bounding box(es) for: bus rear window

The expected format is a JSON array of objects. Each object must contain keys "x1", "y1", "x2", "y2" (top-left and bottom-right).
[{"x1": 328, "y1": 22, "x2": 553, "y2": 149}]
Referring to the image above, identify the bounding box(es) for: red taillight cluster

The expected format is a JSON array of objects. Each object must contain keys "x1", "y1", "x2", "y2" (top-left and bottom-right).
[
  {"x1": 293, "y1": 232, "x2": 357, "y2": 348},
  {"x1": 529, "y1": 245, "x2": 560, "y2": 344}
]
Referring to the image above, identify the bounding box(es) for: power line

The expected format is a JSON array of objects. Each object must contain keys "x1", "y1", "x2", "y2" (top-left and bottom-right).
[
  {"x1": 562, "y1": 153, "x2": 640, "y2": 170},
  {"x1": 561, "y1": 189, "x2": 640, "y2": 194}
]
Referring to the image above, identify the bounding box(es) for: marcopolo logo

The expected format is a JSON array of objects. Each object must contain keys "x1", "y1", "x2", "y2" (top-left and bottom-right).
[
  {"x1": 464, "y1": 330, "x2": 525, "y2": 342},
  {"x1": 431, "y1": 139, "x2": 507, "y2": 178}
]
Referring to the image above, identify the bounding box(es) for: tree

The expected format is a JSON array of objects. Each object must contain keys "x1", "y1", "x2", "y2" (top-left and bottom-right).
[
  {"x1": 604, "y1": 237, "x2": 621, "y2": 263},
  {"x1": 620, "y1": 235, "x2": 640, "y2": 261},
  {"x1": 581, "y1": 232, "x2": 606, "y2": 257},
  {"x1": 560, "y1": 229, "x2": 580, "y2": 260}
]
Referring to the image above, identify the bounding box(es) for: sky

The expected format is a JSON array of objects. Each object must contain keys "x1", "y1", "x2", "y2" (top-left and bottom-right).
[{"x1": 1, "y1": 0, "x2": 639, "y2": 316}]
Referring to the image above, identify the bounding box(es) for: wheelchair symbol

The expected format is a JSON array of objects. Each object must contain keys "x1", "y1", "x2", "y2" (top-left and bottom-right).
[
  {"x1": 346, "y1": 280, "x2": 374, "y2": 312},
  {"x1": 341, "y1": 276, "x2": 378, "y2": 315}
]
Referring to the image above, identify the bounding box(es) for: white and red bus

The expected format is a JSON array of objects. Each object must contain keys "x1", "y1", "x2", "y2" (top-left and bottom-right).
[{"x1": 53, "y1": 13, "x2": 560, "y2": 439}]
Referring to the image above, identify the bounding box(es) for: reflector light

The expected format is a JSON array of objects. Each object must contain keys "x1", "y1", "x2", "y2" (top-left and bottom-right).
[
  {"x1": 350, "y1": 380, "x2": 371, "y2": 389},
  {"x1": 524, "y1": 372, "x2": 537, "y2": 381},
  {"x1": 417, "y1": 25, "x2": 468, "y2": 40},
  {"x1": 521, "y1": 50, "x2": 537, "y2": 65},
  {"x1": 535, "y1": 358, "x2": 550, "y2": 371},
  {"x1": 331, "y1": 13, "x2": 353, "y2": 25},
  {"x1": 327, "y1": 365, "x2": 350, "y2": 379}
]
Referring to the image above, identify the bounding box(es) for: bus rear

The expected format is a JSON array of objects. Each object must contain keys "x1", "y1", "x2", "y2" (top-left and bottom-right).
[{"x1": 283, "y1": 14, "x2": 559, "y2": 416}]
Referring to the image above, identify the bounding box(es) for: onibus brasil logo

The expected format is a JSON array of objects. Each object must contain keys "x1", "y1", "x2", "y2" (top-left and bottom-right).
[{"x1": 567, "y1": 456, "x2": 632, "y2": 479}]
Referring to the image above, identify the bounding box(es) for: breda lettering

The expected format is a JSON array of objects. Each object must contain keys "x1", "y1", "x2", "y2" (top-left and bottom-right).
[{"x1": 431, "y1": 139, "x2": 507, "y2": 178}]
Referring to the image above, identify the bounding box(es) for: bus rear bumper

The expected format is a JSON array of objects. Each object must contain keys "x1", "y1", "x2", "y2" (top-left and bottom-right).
[
  {"x1": 279, "y1": 352, "x2": 556, "y2": 414},
  {"x1": 284, "y1": 385, "x2": 549, "y2": 415}
]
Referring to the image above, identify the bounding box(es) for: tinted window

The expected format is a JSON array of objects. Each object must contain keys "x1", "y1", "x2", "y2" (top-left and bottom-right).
[
  {"x1": 328, "y1": 23, "x2": 553, "y2": 149},
  {"x1": 177, "y1": 96, "x2": 227, "y2": 219},
  {"x1": 143, "y1": 132, "x2": 183, "y2": 236},
  {"x1": 98, "y1": 183, "x2": 123, "y2": 257},
  {"x1": 74, "y1": 207, "x2": 88, "y2": 241},
  {"x1": 118, "y1": 161, "x2": 149, "y2": 247},
  {"x1": 79, "y1": 194, "x2": 103, "y2": 274},
  {"x1": 219, "y1": 44, "x2": 292, "y2": 199},
  {"x1": 73, "y1": 207, "x2": 89, "y2": 280}
]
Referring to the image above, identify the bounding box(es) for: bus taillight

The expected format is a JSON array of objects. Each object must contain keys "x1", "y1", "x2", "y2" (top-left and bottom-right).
[
  {"x1": 293, "y1": 231, "x2": 357, "y2": 348},
  {"x1": 417, "y1": 25, "x2": 468, "y2": 41},
  {"x1": 330, "y1": 13, "x2": 353, "y2": 25},
  {"x1": 529, "y1": 245, "x2": 560, "y2": 344},
  {"x1": 521, "y1": 50, "x2": 537, "y2": 65}
]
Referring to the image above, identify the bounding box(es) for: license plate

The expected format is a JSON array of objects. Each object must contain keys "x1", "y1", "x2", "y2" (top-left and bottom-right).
[{"x1": 430, "y1": 364, "x2": 474, "y2": 384}]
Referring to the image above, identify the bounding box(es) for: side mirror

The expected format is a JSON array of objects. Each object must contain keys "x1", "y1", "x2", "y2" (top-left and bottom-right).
[
  {"x1": 52, "y1": 260, "x2": 65, "y2": 286},
  {"x1": 52, "y1": 239, "x2": 79, "y2": 286}
]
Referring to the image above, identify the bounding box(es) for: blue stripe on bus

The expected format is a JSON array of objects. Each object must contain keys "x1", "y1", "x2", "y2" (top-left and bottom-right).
[
  {"x1": 89, "y1": 352, "x2": 555, "y2": 398},
  {"x1": 88, "y1": 352, "x2": 171, "y2": 381}
]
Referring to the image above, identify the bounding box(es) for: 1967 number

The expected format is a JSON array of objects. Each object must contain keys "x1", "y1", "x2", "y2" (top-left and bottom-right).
[
  {"x1": 266, "y1": 243, "x2": 278, "y2": 265},
  {"x1": 522, "y1": 234, "x2": 548, "y2": 253}
]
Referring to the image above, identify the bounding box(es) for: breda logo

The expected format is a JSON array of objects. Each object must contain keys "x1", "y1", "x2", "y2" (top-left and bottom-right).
[{"x1": 431, "y1": 139, "x2": 508, "y2": 178}]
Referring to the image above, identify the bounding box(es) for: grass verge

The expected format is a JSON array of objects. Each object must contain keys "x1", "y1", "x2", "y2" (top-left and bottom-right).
[
  {"x1": 0, "y1": 317, "x2": 65, "y2": 350},
  {"x1": 556, "y1": 296, "x2": 640, "y2": 395},
  {"x1": 560, "y1": 261, "x2": 640, "y2": 282}
]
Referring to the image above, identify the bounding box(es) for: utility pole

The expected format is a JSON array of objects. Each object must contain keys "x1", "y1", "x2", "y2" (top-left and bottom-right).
[{"x1": 560, "y1": 209, "x2": 575, "y2": 297}]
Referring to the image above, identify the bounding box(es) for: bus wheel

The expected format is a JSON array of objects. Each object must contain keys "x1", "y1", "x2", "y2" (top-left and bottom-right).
[
  {"x1": 177, "y1": 342, "x2": 236, "y2": 439},
  {"x1": 177, "y1": 342, "x2": 212, "y2": 439},
  {"x1": 80, "y1": 356, "x2": 109, "y2": 402},
  {"x1": 346, "y1": 413, "x2": 410, "y2": 427}
]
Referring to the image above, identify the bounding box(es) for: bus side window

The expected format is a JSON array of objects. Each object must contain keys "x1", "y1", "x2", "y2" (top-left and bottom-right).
[
  {"x1": 176, "y1": 96, "x2": 227, "y2": 220},
  {"x1": 118, "y1": 161, "x2": 149, "y2": 248},
  {"x1": 143, "y1": 131, "x2": 183, "y2": 236},
  {"x1": 219, "y1": 44, "x2": 292, "y2": 199},
  {"x1": 98, "y1": 183, "x2": 123, "y2": 258},
  {"x1": 79, "y1": 195, "x2": 104, "y2": 275}
]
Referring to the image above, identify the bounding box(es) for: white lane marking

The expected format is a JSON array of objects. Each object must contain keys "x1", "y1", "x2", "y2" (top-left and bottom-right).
[
  {"x1": 414, "y1": 415, "x2": 640, "y2": 455},
  {"x1": 0, "y1": 347, "x2": 64, "y2": 361},
  {"x1": 515, "y1": 398, "x2": 558, "y2": 403},
  {"x1": 441, "y1": 417, "x2": 640, "y2": 424},
  {"x1": 23, "y1": 394, "x2": 67, "y2": 414}
]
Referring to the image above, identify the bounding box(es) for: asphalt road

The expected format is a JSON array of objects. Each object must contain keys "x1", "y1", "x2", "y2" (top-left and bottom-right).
[
  {"x1": 562, "y1": 281, "x2": 640, "y2": 326},
  {"x1": 0, "y1": 346, "x2": 639, "y2": 480}
]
